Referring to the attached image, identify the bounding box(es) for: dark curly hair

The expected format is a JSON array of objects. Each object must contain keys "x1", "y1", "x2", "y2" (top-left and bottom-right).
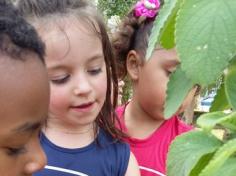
[
  {"x1": 17, "y1": 0, "x2": 125, "y2": 141},
  {"x1": 112, "y1": 0, "x2": 164, "y2": 79},
  {"x1": 0, "y1": 0, "x2": 45, "y2": 62}
]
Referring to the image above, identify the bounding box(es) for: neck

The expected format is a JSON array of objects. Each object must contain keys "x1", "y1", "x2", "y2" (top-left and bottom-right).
[
  {"x1": 43, "y1": 118, "x2": 96, "y2": 148},
  {"x1": 124, "y1": 99, "x2": 164, "y2": 139},
  {"x1": 44, "y1": 126, "x2": 94, "y2": 134}
]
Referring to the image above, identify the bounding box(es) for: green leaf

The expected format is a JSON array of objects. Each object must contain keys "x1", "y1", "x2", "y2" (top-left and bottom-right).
[
  {"x1": 225, "y1": 60, "x2": 236, "y2": 110},
  {"x1": 167, "y1": 131, "x2": 222, "y2": 176},
  {"x1": 197, "y1": 111, "x2": 236, "y2": 132},
  {"x1": 197, "y1": 112, "x2": 227, "y2": 131},
  {"x1": 146, "y1": 0, "x2": 181, "y2": 59},
  {"x1": 164, "y1": 67, "x2": 193, "y2": 119},
  {"x1": 199, "y1": 138, "x2": 236, "y2": 176},
  {"x1": 159, "y1": 8, "x2": 177, "y2": 49},
  {"x1": 189, "y1": 152, "x2": 214, "y2": 176},
  {"x1": 214, "y1": 157, "x2": 236, "y2": 176},
  {"x1": 176, "y1": 0, "x2": 236, "y2": 85},
  {"x1": 210, "y1": 82, "x2": 230, "y2": 112},
  {"x1": 220, "y1": 112, "x2": 236, "y2": 132}
]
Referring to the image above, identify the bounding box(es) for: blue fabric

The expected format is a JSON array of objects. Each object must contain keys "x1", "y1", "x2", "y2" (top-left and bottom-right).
[{"x1": 34, "y1": 130, "x2": 130, "y2": 176}]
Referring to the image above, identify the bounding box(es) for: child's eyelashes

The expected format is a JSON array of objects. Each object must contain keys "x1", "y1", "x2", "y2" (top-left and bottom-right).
[
  {"x1": 51, "y1": 75, "x2": 70, "y2": 84},
  {"x1": 6, "y1": 146, "x2": 27, "y2": 156},
  {"x1": 50, "y1": 67, "x2": 102, "y2": 85},
  {"x1": 165, "y1": 67, "x2": 177, "y2": 76},
  {"x1": 87, "y1": 68, "x2": 102, "y2": 76}
]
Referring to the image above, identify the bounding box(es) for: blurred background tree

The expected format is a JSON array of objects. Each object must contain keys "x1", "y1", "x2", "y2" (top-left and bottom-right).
[
  {"x1": 98, "y1": 0, "x2": 136, "y2": 104},
  {"x1": 97, "y1": 0, "x2": 136, "y2": 18}
]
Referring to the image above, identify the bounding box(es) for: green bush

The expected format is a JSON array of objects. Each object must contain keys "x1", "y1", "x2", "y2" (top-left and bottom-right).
[{"x1": 147, "y1": 0, "x2": 236, "y2": 175}]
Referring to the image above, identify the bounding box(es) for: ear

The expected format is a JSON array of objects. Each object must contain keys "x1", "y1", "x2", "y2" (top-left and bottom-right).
[{"x1": 126, "y1": 50, "x2": 141, "y2": 81}]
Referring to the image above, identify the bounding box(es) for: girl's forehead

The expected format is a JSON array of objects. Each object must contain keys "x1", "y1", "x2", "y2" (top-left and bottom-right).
[
  {"x1": 39, "y1": 18, "x2": 100, "y2": 47},
  {"x1": 40, "y1": 19, "x2": 104, "y2": 69},
  {"x1": 40, "y1": 19, "x2": 99, "y2": 46},
  {"x1": 37, "y1": 15, "x2": 99, "y2": 36}
]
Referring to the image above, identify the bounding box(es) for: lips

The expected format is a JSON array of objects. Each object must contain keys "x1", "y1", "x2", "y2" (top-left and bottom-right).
[
  {"x1": 70, "y1": 102, "x2": 94, "y2": 112},
  {"x1": 77, "y1": 102, "x2": 93, "y2": 108}
]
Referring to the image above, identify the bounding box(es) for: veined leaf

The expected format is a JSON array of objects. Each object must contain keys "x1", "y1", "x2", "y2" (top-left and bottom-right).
[
  {"x1": 197, "y1": 111, "x2": 236, "y2": 132},
  {"x1": 197, "y1": 112, "x2": 226, "y2": 131},
  {"x1": 146, "y1": 0, "x2": 181, "y2": 59},
  {"x1": 164, "y1": 67, "x2": 193, "y2": 119},
  {"x1": 176, "y1": 0, "x2": 236, "y2": 85},
  {"x1": 189, "y1": 152, "x2": 214, "y2": 176},
  {"x1": 167, "y1": 131, "x2": 222, "y2": 176},
  {"x1": 159, "y1": 7, "x2": 177, "y2": 49},
  {"x1": 214, "y1": 157, "x2": 236, "y2": 176},
  {"x1": 199, "y1": 138, "x2": 236, "y2": 176},
  {"x1": 220, "y1": 112, "x2": 236, "y2": 132}
]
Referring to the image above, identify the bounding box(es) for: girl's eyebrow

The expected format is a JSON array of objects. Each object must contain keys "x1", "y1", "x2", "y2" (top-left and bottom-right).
[
  {"x1": 48, "y1": 65, "x2": 67, "y2": 71},
  {"x1": 48, "y1": 54, "x2": 104, "y2": 71},
  {"x1": 87, "y1": 54, "x2": 104, "y2": 62}
]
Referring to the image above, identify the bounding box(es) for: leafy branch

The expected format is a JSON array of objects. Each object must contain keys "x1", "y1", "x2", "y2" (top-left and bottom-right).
[{"x1": 147, "y1": 0, "x2": 236, "y2": 175}]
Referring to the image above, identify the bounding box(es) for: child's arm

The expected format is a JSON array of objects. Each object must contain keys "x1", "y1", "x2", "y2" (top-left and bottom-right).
[{"x1": 125, "y1": 152, "x2": 140, "y2": 176}]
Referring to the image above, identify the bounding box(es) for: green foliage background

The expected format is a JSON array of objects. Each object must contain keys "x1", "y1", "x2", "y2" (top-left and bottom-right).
[
  {"x1": 98, "y1": 0, "x2": 135, "y2": 103},
  {"x1": 146, "y1": 0, "x2": 236, "y2": 175},
  {"x1": 97, "y1": 0, "x2": 136, "y2": 18}
]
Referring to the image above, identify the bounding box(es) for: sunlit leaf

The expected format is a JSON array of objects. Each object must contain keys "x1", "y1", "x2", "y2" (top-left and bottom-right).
[
  {"x1": 159, "y1": 7, "x2": 177, "y2": 49},
  {"x1": 197, "y1": 111, "x2": 236, "y2": 132},
  {"x1": 189, "y1": 153, "x2": 214, "y2": 176},
  {"x1": 199, "y1": 138, "x2": 236, "y2": 176},
  {"x1": 167, "y1": 131, "x2": 222, "y2": 176},
  {"x1": 146, "y1": 0, "x2": 181, "y2": 59},
  {"x1": 197, "y1": 112, "x2": 227, "y2": 131},
  {"x1": 220, "y1": 112, "x2": 236, "y2": 132},
  {"x1": 176, "y1": 0, "x2": 236, "y2": 85},
  {"x1": 164, "y1": 67, "x2": 193, "y2": 119},
  {"x1": 214, "y1": 157, "x2": 236, "y2": 176}
]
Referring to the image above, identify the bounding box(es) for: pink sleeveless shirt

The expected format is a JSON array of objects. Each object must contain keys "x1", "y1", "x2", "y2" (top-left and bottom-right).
[{"x1": 116, "y1": 105, "x2": 193, "y2": 176}]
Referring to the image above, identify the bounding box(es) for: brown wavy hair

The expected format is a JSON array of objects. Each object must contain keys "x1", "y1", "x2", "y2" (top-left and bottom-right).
[
  {"x1": 112, "y1": 0, "x2": 164, "y2": 79},
  {"x1": 17, "y1": 0, "x2": 125, "y2": 141}
]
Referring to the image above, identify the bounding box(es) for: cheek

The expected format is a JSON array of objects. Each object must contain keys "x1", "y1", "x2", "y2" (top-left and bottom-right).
[
  {"x1": 139, "y1": 71, "x2": 168, "y2": 104},
  {"x1": 95, "y1": 73, "x2": 107, "y2": 102},
  {"x1": 49, "y1": 87, "x2": 69, "y2": 112},
  {"x1": 0, "y1": 152, "x2": 22, "y2": 175}
]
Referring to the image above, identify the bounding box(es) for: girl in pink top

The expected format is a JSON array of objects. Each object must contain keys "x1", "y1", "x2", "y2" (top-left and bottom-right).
[{"x1": 113, "y1": 0, "x2": 196, "y2": 175}]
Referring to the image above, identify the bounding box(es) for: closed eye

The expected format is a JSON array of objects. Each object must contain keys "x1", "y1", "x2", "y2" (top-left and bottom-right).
[
  {"x1": 6, "y1": 146, "x2": 27, "y2": 156},
  {"x1": 51, "y1": 75, "x2": 70, "y2": 84},
  {"x1": 87, "y1": 68, "x2": 102, "y2": 76},
  {"x1": 165, "y1": 66, "x2": 177, "y2": 76}
]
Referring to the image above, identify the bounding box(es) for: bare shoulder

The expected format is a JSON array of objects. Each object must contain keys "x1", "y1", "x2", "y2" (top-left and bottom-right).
[{"x1": 125, "y1": 152, "x2": 140, "y2": 176}]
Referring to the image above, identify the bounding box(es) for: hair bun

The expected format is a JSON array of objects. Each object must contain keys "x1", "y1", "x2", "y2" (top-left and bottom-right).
[{"x1": 112, "y1": 13, "x2": 140, "y2": 78}]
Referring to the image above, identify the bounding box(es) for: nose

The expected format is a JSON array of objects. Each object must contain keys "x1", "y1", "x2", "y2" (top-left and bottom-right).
[
  {"x1": 73, "y1": 74, "x2": 92, "y2": 96},
  {"x1": 24, "y1": 138, "x2": 47, "y2": 174}
]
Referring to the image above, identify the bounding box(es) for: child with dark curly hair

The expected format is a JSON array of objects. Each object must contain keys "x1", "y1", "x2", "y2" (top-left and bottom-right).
[{"x1": 0, "y1": 1, "x2": 49, "y2": 175}]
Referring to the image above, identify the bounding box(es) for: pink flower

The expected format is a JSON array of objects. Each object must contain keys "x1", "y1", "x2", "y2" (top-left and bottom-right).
[{"x1": 134, "y1": 0, "x2": 160, "y2": 18}]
